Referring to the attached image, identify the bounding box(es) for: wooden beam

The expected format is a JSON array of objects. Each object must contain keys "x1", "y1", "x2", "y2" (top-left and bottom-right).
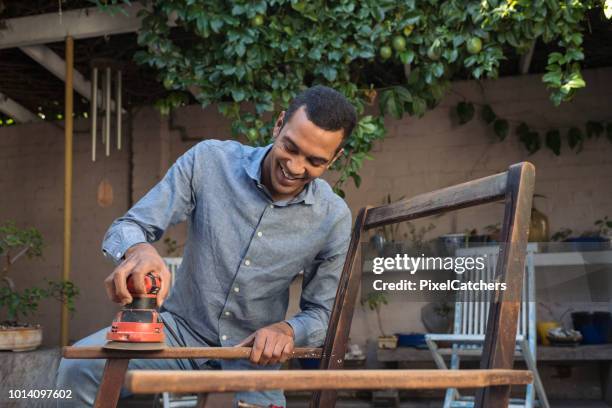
[
  {"x1": 61, "y1": 36, "x2": 74, "y2": 348},
  {"x1": 364, "y1": 171, "x2": 507, "y2": 230},
  {"x1": 20, "y1": 46, "x2": 126, "y2": 114},
  {"x1": 126, "y1": 369, "x2": 534, "y2": 394},
  {"x1": 0, "y1": 92, "x2": 40, "y2": 123},
  {"x1": 62, "y1": 346, "x2": 321, "y2": 359},
  {"x1": 0, "y1": 4, "x2": 149, "y2": 50}
]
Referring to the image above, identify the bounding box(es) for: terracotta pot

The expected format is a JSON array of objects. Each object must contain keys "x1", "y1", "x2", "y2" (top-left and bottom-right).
[{"x1": 0, "y1": 326, "x2": 43, "y2": 352}]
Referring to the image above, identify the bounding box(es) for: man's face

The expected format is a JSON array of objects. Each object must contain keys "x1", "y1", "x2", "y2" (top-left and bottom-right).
[{"x1": 262, "y1": 106, "x2": 344, "y2": 201}]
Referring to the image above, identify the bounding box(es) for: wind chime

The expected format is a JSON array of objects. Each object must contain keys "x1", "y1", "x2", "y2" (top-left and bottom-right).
[{"x1": 90, "y1": 59, "x2": 123, "y2": 162}]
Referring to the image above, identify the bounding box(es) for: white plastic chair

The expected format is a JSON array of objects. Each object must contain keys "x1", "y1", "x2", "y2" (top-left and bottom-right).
[{"x1": 425, "y1": 244, "x2": 549, "y2": 408}]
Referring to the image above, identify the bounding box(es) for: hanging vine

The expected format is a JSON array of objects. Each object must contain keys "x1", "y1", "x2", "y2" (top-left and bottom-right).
[{"x1": 91, "y1": 0, "x2": 611, "y2": 196}]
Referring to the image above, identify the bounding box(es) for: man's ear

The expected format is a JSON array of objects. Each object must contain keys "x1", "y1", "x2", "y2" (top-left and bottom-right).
[
  {"x1": 327, "y1": 148, "x2": 344, "y2": 168},
  {"x1": 272, "y1": 111, "x2": 286, "y2": 140}
]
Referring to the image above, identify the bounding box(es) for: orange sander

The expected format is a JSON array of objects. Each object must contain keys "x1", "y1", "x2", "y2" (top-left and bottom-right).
[{"x1": 104, "y1": 272, "x2": 166, "y2": 351}]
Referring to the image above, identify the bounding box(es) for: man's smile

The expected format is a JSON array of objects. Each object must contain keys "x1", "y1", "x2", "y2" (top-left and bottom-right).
[{"x1": 278, "y1": 161, "x2": 306, "y2": 182}]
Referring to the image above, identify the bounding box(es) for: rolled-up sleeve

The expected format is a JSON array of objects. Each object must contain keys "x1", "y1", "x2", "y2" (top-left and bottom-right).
[
  {"x1": 286, "y1": 206, "x2": 352, "y2": 346},
  {"x1": 102, "y1": 144, "x2": 199, "y2": 264}
]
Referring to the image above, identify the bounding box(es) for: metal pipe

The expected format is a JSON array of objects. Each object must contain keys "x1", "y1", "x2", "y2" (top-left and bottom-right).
[
  {"x1": 105, "y1": 66, "x2": 111, "y2": 156},
  {"x1": 91, "y1": 67, "x2": 98, "y2": 162},
  {"x1": 61, "y1": 35, "x2": 74, "y2": 347},
  {"x1": 116, "y1": 69, "x2": 122, "y2": 150}
]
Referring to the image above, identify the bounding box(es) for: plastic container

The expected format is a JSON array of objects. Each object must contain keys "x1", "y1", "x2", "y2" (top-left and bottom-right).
[{"x1": 572, "y1": 311, "x2": 611, "y2": 344}]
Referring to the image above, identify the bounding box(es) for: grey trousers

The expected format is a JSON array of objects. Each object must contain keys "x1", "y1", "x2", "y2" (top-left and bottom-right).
[{"x1": 54, "y1": 312, "x2": 284, "y2": 407}]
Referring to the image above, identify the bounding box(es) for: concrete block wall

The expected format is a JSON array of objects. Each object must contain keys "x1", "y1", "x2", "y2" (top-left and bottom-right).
[{"x1": 1, "y1": 68, "x2": 611, "y2": 352}]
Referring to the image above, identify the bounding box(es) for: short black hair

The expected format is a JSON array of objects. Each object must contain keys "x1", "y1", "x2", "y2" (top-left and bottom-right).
[{"x1": 283, "y1": 85, "x2": 357, "y2": 144}]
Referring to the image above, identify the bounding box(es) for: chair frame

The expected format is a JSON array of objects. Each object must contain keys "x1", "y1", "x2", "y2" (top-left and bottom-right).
[{"x1": 63, "y1": 162, "x2": 535, "y2": 408}]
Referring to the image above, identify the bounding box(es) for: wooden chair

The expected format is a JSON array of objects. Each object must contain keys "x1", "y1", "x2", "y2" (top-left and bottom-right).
[{"x1": 64, "y1": 161, "x2": 536, "y2": 408}]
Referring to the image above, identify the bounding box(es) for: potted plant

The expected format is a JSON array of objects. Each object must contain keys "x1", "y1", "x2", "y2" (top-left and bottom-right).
[
  {"x1": 0, "y1": 221, "x2": 79, "y2": 351},
  {"x1": 361, "y1": 291, "x2": 397, "y2": 349}
]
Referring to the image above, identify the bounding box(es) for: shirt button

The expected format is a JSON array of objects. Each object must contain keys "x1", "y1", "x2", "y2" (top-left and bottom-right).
[
  {"x1": 269, "y1": 204, "x2": 274, "y2": 209},
  {"x1": 257, "y1": 231, "x2": 263, "y2": 237},
  {"x1": 244, "y1": 259, "x2": 251, "y2": 266},
  {"x1": 221, "y1": 335, "x2": 227, "y2": 341},
  {"x1": 224, "y1": 311, "x2": 231, "y2": 316},
  {"x1": 116, "y1": 252, "x2": 121, "y2": 258},
  {"x1": 234, "y1": 286, "x2": 240, "y2": 293}
]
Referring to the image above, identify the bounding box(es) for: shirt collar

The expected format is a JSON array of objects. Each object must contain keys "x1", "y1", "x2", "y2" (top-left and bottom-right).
[{"x1": 243, "y1": 143, "x2": 315, "y2": 206}]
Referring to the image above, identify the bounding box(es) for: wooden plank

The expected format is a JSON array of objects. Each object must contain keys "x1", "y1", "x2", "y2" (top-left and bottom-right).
[
  {"x1": 312, "y1": 207, "x2": 369, "y2": 408},
  {"x1": 364, "y1": 172, "x2": 507, "y2": 230},
  {"x1": 0, "y1": 4, "x2": 148, "y2": 49},
  {"x1": 475, "y1": 162, "x2": 536, "y2": 408},
  {"x1": 125, "y1": 369, "x2": 533, "y2": 394},
  {"x1": 63, "y1": 346, "x2": 321, "y2": 359},
  {"x1": 378, "y1": 344, "x2": 612, "y2": 362},
  {"x1": 94, "y1": 358, "x2": 129, "y2": 408}
]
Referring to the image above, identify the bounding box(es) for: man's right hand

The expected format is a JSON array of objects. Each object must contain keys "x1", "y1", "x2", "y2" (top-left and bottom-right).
[{"x1": 104, "y1": 242, "x2": 171, "y2": 307}]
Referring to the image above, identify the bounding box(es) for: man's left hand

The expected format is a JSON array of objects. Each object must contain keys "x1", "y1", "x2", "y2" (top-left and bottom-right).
[{"x1": 235, "y1": 322, "x2": 295, "y2": 366}]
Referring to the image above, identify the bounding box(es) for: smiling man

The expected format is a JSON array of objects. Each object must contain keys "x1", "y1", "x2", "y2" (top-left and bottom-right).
[{"x1": 55, "y1": 85, "x2": 356, "y2": 408}]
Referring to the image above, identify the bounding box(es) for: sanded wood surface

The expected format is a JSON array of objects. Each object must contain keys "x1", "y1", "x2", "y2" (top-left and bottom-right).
[
  {"x1": 63, "y1": 346, "x2": 321, "y2": 359},
  {"x1": 364, "y1": 171, "x2": 507, "y2": 230},
  {"x1": 125, "y1": 369, "x2": 533, "y2": 394}
]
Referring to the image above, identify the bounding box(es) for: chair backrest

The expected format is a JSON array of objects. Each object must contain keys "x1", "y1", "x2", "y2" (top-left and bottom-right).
[
  {"x1": 454, "y1": 244, "x2": 537, "y2": 348},
  {"x1": 312, "y1": 162, "x2": 535, "y2": 408}
]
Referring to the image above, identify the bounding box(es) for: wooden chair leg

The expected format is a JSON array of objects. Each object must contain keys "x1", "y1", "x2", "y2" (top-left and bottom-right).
[{"x1": 94, "y1": 358, "x2": 130, "y2": 408}]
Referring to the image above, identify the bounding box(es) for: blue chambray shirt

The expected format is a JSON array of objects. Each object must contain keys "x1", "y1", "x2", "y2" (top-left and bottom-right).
[{"x1": 102, "y1": 139, "x2": 352, "y2": 347}]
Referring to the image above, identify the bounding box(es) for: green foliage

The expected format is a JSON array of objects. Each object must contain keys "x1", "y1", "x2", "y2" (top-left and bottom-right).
[
  {"x1": 0, "y1": 222, "x2": 79, "y2": 324},
  {"x1": 545, "y1": 129, "x2": 562, "y2": 156},
  {"x1": 362, "y1": 291, "x2": 389, "y2": 312},
  {"x1": 516, "y1": 122, "x2": 541, "y2": 155},
  {"x1": 94, "y1": 0, "x2": 610, "y2": 195},
  {"x1": 456, "y1": 101, "x2": 475, "y2": 124},
  {"x1": 456, "y1": 102, "x2": 611, "y2": 154},
  {"x1": 0, "y1": 280, "x2": 79, "y2": 322},
  {"x1": 0, "y1": 221, "x2": 43, "y2": 262}
]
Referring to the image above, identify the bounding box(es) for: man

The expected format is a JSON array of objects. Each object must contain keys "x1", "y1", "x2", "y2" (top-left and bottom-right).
[{"x1": 55, "y1": 85, "x2": 356, "y2": 407}]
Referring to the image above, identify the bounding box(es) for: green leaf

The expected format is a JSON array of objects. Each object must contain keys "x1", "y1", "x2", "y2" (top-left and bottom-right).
[
  {"x1": 481, "y1": 105, "x2": 496, "y2": 124},
  {"x1": 321, "y1": 66, "x2": 338, "y2": 82},
  {"x1": 493, "y1": 119, "x2": 509, "y2": 141},
  {"x1": 545, "y1": 129, "x2": 561, "y2": 156},
  {"x1": 456, "y1": 102, "x2": 475, "y2": 124},
  {"x1": 585, "y1": 121, "x2": 604, "y2": 138},
  {"x1": 567, "y1": 127, "x2": 584, "y2": 151},
  {"x1": 210, "y1": 18, "x2": 223, "y2": 33},
  {"x1": 394, "y1": 86, "x2": 412, "y2": 103},
  {"x1": 231, "y1": 88, "x2": 245, "y2": 102}
]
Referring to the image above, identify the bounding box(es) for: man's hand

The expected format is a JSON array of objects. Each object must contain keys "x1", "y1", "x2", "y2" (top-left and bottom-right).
[
  {"x1": 235, "y1": 322, "x2": 295, "y2": 366},
  {"x1": 104, "y1": 242, "x2": 171, "y2": 307}
]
